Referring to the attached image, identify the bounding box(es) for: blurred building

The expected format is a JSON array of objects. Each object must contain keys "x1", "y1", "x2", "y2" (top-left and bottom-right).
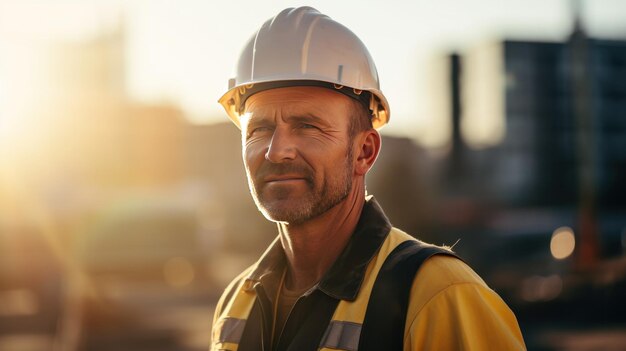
[
  {"x1": 37, "y1": 25, "x2": 187, "y2": 189},
  {"x1": 433, "y1": 32, "x2": 626, "y2": 272},
  {"x1": 366, "y1": 136, "x2": 442, "y2": 243},
  {"x1": 459, "y1": 37, "x2": 626, "y2": 208}
]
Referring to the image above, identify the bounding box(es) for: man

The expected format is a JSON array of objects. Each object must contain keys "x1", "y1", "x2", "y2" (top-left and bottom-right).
[{"x1": 212, "y1": 6, "x2": 525, "y2": 351}]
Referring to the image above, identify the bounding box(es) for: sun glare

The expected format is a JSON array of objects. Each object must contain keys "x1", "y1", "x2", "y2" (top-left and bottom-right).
[{"x1": 0, "y1": 43, "x2": 52, "y2": 165}]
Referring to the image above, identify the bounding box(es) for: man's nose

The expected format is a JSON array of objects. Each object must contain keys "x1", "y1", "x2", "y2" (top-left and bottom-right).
[{"x1": 265, "y1": 128, "x2": 297, "y2": 163}]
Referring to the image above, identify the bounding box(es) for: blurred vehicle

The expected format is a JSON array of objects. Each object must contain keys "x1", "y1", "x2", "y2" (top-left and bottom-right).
[
  {"x1": 59, "y1": 198, "x2": 220, "y2": 351},
  {"x1": 0, "y1": 224, "x2": 64, "y2": 351}
]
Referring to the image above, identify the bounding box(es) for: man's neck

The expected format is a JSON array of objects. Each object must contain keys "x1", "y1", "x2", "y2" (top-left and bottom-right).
[{"x1": 277, "y1": 187, "x2": 365, "y2": 292}]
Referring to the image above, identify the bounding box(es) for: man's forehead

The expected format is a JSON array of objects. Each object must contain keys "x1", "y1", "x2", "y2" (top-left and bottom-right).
[
  {"x1": 245, "y1": 86, "x2": 349, "y2": 109},
  {"x1": 243, "y1": 86, "x2": 352, "y2": 121}
]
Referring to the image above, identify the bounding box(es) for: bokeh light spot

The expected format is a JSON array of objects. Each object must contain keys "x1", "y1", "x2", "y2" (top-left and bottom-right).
[
  {"x1": 163, "y1": 257, "x2": 195, "y2": 287},
  {"x1": 550, "y1": 226, "x2": 576, "y2": 260}
]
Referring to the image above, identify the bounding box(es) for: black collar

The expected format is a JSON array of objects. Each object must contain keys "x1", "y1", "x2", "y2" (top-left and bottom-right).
[{"x1": 244, "y1": 196, "x2": 392, "y2": 301}]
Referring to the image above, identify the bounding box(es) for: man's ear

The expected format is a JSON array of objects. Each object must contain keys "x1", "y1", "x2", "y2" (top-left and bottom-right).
[{"x1": 354, "y1": 129, "x2": 381, "y2": 176}]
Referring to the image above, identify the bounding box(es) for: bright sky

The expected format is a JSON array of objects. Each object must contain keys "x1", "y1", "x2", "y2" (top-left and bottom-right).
[{"x1": 1, "y1": 0, "x2": 625, "y2": 146}]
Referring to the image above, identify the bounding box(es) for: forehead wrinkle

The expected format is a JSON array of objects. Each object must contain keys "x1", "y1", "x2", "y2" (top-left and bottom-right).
[{"x1": 245, "y1": 100, "x2": 313, "y2": 123}]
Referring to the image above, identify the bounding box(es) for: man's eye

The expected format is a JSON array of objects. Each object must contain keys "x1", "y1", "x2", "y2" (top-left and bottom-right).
[
  {"x1": 300, "y1": 123, "x2": 317, "y2": 130},
  {"x1": 248, "y1": 126, "x2": 272, "y2": 138},
  {"x1": 255, "y1": 126, "x2": 274, "y2": 133}
]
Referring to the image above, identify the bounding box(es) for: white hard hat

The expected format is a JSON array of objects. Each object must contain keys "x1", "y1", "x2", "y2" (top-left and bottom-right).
[{"x1": 218, "y1": 6, "x2": 390, "y2": 129}]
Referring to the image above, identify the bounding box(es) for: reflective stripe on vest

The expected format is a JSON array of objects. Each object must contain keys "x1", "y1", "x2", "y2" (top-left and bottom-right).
[
  {"x1": 212, "y1": 279, "x2": 258, "y2": 351},
  {"x1": 318, "y1": 320, "x2": 362, "y2": 351}
]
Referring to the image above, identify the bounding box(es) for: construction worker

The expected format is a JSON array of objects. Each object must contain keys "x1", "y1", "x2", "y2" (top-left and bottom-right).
[{"x1": 212, "y1": 6, "x2": 525, "y2": 351}]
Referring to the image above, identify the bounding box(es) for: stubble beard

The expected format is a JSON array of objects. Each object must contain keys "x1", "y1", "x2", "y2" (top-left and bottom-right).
[{"x1": 247, "y1": 147, "x2": 354, "y2": 225}]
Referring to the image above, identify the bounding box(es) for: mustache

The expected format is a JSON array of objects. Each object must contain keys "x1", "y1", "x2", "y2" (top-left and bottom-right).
[{"x1": 254, "y1": 162, "x2": 314, "y2": 184}]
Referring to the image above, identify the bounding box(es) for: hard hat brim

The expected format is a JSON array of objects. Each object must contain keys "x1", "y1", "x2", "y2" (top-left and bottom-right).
[{"x1": 219, "y1": 79, "x2": 390, "y2": 130}]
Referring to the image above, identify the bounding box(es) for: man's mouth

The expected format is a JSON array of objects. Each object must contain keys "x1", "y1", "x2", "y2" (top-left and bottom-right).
[
  {"x1": 264, "y1": 174, "x2": 308, "y2": 183},
  {"x1": 254, "y1": 163, "x2": 314, "y2": 187}
]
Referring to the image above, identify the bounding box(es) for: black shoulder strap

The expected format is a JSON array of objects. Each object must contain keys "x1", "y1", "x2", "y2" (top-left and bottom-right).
[{"x1": 358, "y1": 240, "x2": 458, "y2": 351}]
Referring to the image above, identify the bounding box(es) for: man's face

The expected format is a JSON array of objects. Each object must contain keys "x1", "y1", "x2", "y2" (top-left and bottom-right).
[{"x1": 241, "y1": 86, "x2": 356, "y2": 225}]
